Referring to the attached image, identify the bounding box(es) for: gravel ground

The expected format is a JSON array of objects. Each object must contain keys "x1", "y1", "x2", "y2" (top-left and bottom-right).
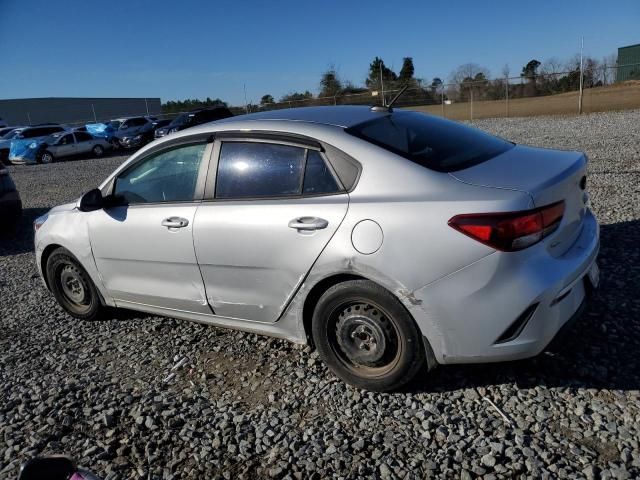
[{"x1": 1, "y1": 110, "x2": 639, "y2": 480}]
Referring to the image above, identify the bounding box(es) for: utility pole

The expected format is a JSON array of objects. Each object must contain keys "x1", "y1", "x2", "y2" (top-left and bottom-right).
[
  {"x1": 578, "y1": 36, "x2": 584, "y2": 115},
  {"x1": 379, "y1": 62, "x2": 385, "y2": 106},
  {"x1": 244, "y1": 84, "x2": 249, "y2": 114},
  {"x1": 505, "y1": 75, "x2": 509, "y2": 118},
  {"x1": 91, "y1": 104, "x2": 97, "y2": 123}
]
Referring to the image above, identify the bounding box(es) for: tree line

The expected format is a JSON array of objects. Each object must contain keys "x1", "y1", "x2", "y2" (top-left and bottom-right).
[{"x1": 162, "y1": 52, "x2": 619, "y2": 113}]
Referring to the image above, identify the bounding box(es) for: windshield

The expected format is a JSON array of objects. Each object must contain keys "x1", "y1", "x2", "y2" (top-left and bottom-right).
[
  {"x1": 106, "y1": 120, "x2": 123, "y2": 129},
  {"x1": 2, "y1": 129, "x2": 24, "y2": 139},
  {"x1": 346, "y1": 111, "x2": 514, "y2": 172}
]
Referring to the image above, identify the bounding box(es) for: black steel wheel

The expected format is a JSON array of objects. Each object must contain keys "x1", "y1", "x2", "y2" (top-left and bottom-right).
[
  {"x1": 46, "y1": 247, "x2": 103, "y2": 320},
  {"x1": 312, "y1": 279, "x2": 431, "y2": 391}
]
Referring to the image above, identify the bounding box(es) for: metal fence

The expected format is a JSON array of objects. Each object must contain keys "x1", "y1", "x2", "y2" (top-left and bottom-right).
[{"x1": 248, "y1": 62, "x2": 640, "y2": 121}]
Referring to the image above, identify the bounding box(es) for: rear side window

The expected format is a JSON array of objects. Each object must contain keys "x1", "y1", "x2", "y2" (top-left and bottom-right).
[
  {"x1": 216, "y1": 142, "x2": 305, "y2": 199},
  {"x1": 75, "y1": 132, "x2": 93, "y2": 142},
  {"x1": 346, "y1": 111, "x2": 514, "y2": 172},
  {"x1": 22, "y1": 127, "x2": 62, "y2": 138},
  {"x1": 303, "y1": 151, "x2": 340, "y2": 195}
]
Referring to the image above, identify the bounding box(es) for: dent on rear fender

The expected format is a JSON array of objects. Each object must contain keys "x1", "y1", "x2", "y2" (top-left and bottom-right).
[{"x1": 280, "y1": 255, "x2": 448, "y2": 362}]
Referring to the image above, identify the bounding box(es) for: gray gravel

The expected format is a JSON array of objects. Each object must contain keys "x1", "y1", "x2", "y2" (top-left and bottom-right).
[{"x1": 1, "y1": 110, "x2": 640, "y2": 479}]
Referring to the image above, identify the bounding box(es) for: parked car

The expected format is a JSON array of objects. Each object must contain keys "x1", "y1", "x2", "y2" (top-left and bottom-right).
[
  {"x1": 107, "y1": 116, "x2": 155, "y2": 149},
  {"x1": 151, "y1": 119, "x2": 172, "y2": 138},
  {"x1": 0, "y1": 161, "x2": 22, "y2": 233},
  {"x1": 0, "y1": 127, "x2": 26, "y2": 165},
  {"x1": 0, "y1": 126, "x2": 24, "y2": 137},
  {"x1": 34, "y1": 106, "x2": 599, "y2": 392},
  {"x1": 154, "y1": 107, "x2": 233, "y2": 138},
  {"x1": 2, "y1": 125, "x2": 64, "y2": 165},
  {"x1": 29, "y1": 131, "x2": 112, "y2": 164}
]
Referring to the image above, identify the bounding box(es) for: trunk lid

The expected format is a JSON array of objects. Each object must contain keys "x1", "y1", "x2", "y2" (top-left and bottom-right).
[{"x1": 450, "y1": 145, "x2": 589, "y2": 256}]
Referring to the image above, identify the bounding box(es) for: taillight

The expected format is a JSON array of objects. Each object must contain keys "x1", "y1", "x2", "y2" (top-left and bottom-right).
[{"x1": 448, "y1": 201, "x2": 565, "y2": 251}]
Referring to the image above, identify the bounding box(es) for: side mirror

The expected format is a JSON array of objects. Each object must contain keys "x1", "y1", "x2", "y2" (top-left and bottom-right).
[
  {"x1": 78, "y1": 188, "x2": 104, "y2": 212},
  {"x1": 19, "y1": 456, "x2": 75, "y2": 480}
]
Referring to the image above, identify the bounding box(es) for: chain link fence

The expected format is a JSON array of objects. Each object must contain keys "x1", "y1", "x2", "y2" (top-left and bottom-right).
[{"x1": 250, "y1": 62, "x2": 640, "y2": 121}]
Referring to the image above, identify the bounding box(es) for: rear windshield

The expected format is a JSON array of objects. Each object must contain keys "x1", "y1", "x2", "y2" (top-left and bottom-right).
[{"x1": 345, "y1": 111, "x2": 514, "y2": 172}]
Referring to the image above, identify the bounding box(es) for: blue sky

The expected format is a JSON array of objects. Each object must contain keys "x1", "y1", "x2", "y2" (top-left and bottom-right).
[{"x1": 1, "y1": 0, "x2": 638, "y2": 105}]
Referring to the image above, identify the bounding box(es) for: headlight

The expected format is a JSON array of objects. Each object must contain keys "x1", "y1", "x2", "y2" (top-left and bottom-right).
[
  {"x1": 29, "y1": 142, "x2": 38, "y2": 149},
  {"x1": 33, "y1": 213, "x2": 48, "y2": 231}
]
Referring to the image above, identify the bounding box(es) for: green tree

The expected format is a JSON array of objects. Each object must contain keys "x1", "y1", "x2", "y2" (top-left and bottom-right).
[
  {"x1": 398, "y1": 57, "x2": 415, "y2": 83},
  {"x1": 366, "y1": 57, "x2": 397, "y2": 89},
  {"x1": 319, "y1": 68, "x2": 343, "y2": 98},
  {"x1": 521, "y1": 59, "x2": 541, "y2": 81},
  {"x1": 260, "y1": 94, "x2": 274, "y2": 105}
]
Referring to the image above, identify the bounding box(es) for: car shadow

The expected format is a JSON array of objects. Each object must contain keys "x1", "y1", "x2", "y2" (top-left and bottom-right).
[
  {"x1": 408, "y1": 218, "x2": 640, "y2": 393},
  {"x1": 0, "y1": 207, "x2": 49, "y2": 256}
]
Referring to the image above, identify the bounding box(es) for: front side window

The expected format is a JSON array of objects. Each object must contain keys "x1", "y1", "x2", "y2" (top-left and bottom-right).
[
  {"x1": 114, "y1": 143, "x2": 206, "y2": 204},
  {"x1": 215, "y1": 142, "x2": 305, "y2": 199},
  {"x1": 59, "y1": 134, "x2": 74, "y2": 145}
]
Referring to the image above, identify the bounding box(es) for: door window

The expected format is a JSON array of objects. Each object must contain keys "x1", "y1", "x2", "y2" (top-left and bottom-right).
[
  {"x1": 114, "y1": 143, "x2": 207, "y2": 204},
  {"x1": 58, "y1": 134, "x2": 74, "y2": 145},
  {"x1": 303, "y1": 150, "x2": 340, "y2": 195},
  {"x1": 215, "y1": 142, "x2": 306, "y2": 199},
  {"x1": 75, "y1": 132, "x2": 93, "y2": 142}
]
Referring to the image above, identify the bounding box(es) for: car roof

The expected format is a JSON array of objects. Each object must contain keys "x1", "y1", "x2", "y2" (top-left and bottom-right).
[{"x1": 215, "y1": 106, "x2": 390, "y2": 128}]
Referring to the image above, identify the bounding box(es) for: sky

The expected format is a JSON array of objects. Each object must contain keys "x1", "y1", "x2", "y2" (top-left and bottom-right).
[{"x1": 1, "y1": 0, "x2": 638, "y2": 106}]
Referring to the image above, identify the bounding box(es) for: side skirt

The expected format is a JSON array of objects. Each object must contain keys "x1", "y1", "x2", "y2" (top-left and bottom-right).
[{"x1": 116, "y1": 300, "x2": 308, "y2": 344}]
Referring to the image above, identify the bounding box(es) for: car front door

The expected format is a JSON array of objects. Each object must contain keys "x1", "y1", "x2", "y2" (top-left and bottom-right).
[
  {"x1": 193, "y1": 137, "x2": 350, "y2": 322},
  {"x1": 53, "y1": 133, "x2": 76, "y2": 158},
  {"x1": 88, "y1": 139, "x2": 212, "y2": 313}
]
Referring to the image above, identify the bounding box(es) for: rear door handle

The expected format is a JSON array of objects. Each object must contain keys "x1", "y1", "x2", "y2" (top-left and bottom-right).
[
  {"x1": 288, "y1": 216, "x2": 328, "y2": 231},
  {"x1": 162, "y1": 217, "x2": 189, "y2": 229}
]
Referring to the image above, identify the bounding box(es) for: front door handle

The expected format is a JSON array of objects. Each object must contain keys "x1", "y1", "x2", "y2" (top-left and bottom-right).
[
  {"x1": 162, "y1": 217, "x2": 189, "y2": 229},
  {"x1": 288, "y1": 216, "x2": 329, "y2": 231}
]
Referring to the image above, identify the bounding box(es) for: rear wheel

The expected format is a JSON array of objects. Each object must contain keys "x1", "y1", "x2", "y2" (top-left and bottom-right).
[
  {"x1": 46, "y1": 247, "x2": 103, "y2": 321},
  {"x1": 312, "y1": 280, "x2": 429, "y2": 391},
  {"x1": 92, "y1": 145, "x2": 104, "y2": 157}
]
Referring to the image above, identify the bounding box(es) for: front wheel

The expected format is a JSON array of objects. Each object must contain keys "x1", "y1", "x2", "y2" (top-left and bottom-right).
[
  {"x1": 46, "y1": 247, "x2": 103, "y2": 321},
  {"x1": 39, "y1": 151, "x2": 55, "y2": 164},
  {"x1": 92, "y1": 145, "x2": 104, "y2": 157},
  {"x1": 312, "y1": 280, "x2": 429, "y2": 392}
]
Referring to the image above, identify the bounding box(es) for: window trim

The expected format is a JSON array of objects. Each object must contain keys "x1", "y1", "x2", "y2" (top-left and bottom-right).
[
  {"x1": 105, "y1": 140, "x2": 214, "y2": 207},
  {"x1": 204, "y1": 136, "x2": 345, "y2": 202}
]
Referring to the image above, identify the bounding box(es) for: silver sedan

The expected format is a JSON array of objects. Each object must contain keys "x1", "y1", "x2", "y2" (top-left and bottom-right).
[
  {"x1": 33, "y1": 106, "x2": 599, "y2": 391},
  {"x1": 37, "y1": 131, "x2": 112, "y2": 164}
]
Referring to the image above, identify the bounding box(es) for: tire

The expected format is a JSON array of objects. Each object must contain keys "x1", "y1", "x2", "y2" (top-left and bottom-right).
[
  {"x1": 46, "y1": 247, "x2": 103, "y2": 321},
  {"x1": 312, "y1": 279, "x2": 429, "y2": 392},
  {"x1": 92, "y1": 145, "x2": 104, "y2": 157},
  {"x1": 39, "y1": 151, "x2": 54, "y2": 164}
]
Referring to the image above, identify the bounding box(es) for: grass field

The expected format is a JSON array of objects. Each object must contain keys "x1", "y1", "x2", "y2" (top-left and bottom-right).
[{"x1": 409, "y1": 81, "x2": 640, "y2": 120}]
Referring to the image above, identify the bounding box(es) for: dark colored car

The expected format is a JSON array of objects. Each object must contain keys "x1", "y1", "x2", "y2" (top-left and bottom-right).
[
  {"x1": 151, "y1": 119, "x2": 172, "y2": 138},
  {"x1": 154, "y1": 107, "x2": 233, "y2": 138},
  {"x1": 0, "y1": 162, "x2": 22, "y2": 233}
]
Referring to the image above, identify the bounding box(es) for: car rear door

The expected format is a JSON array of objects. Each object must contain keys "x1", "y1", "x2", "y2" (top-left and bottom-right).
[
  {"x1": 88, "y1": 137, "x2": 213, "y2": 313},
  {"x1": 192, "y1": 136, "x2": 349, "y2": 323},
  {"x1": 74, "y1": 131, "x2": 95, "y2": 154}
]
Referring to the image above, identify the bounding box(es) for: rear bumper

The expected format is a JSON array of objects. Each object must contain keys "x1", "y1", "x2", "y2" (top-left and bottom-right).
[{"x1": 413, "y1": 209, "x2": 599, "y2": 364}]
